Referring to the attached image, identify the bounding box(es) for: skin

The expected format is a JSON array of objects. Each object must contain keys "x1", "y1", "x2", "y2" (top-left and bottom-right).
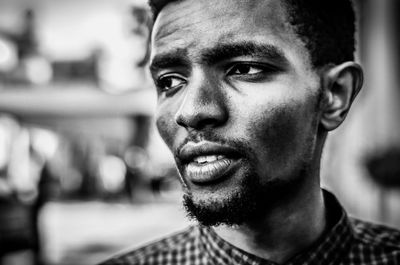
[{"x1": 150, "y1": 0, "x2": 363, "y2": 262}]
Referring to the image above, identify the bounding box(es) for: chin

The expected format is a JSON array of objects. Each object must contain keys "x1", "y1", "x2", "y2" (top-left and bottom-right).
[
  {"x1": 181, "y1": 165, "x2": 310, "y2": 227},
  {"x1": 183, "y1": 191, "x2": 256, "y2": 227},
  {"x1": 182, "y1": 169, "x2": 263, "y2": 227}
]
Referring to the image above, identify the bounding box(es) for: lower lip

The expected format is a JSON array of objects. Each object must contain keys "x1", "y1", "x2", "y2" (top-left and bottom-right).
[{"x1": 184, "y1": 158, "x2": 238, "y2": 184}]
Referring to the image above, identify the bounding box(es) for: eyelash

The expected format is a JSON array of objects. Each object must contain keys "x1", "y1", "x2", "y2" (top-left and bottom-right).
[
  {"x1": 226, "y1": 63, "x2": 278, "y2": 81},
  {"x1": 156, "y1": 74, "x2": 187, "y2": 94}
]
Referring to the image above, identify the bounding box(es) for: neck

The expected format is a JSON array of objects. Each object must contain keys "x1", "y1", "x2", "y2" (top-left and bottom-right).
[{"x1": 213, "y1": 184, "x2": 326, "y2": 263}]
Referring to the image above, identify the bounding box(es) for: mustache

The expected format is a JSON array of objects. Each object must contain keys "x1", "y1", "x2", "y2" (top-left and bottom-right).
[{"x1": 174, "y1": 131, "x2": 254, "y2": 162}]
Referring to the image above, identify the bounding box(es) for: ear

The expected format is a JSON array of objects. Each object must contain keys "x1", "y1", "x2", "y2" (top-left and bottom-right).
[{"x1": 320, "y1": 62, "x2": 363, "y2": 131}]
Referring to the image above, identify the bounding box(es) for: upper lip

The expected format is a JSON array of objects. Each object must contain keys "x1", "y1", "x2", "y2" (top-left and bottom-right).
[{"x1": 177, "y1": 141, "x2": 241, "y2": 164}]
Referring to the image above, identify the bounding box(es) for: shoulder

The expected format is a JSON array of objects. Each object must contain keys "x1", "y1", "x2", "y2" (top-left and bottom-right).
[
  {"x1": 350, "y1": 218, "x2": 400, "y2": 248},
  {"x1": 346, "y1": 217, "x2": 400, "y2": 263},
  {"x1": 98, "y1": 226, "x2": 199, "y2": 265}
]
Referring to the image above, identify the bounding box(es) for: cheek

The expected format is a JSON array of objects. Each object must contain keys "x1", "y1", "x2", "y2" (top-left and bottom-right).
[
  {"x1": 245, "y1": 96, "x2": 317, "y2": 169},
  {"x1": 253, "y1": 106, "x2": 300, "y2": 157},
  {"x1": 155, "y1": 111, "x2": 176, "y2": 149}
]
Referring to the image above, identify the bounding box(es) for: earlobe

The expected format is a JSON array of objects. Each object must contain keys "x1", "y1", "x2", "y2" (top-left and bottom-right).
[{"x1": 320, "y1": 62, "x2": 363, "y2": 131}]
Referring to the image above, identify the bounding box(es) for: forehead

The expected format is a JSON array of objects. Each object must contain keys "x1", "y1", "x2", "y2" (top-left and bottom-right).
[{"x1": 151, "y1": 0, "x2": 309, "y2": 65}]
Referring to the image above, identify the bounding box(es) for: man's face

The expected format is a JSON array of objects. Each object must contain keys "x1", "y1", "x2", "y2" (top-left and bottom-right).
[{"x1": 150, "y1": 0, "x2": 323, "y2": 225}]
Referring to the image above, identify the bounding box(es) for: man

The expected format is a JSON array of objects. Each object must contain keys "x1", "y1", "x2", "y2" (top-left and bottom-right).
[{"x1": 101, "y1": 0, "x2": 400, "y2": 264}]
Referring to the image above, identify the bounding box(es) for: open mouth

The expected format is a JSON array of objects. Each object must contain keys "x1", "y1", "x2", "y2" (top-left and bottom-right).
[
  {"x1": 186, "y1": 155, "x2": 233, "y2": 184},
  {"x1": 178, "y1": 142, "x2": 241, "y2": 185}
]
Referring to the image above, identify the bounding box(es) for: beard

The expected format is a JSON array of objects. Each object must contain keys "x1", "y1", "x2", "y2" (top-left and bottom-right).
[
  {"x1": 180, "y1": 149, "x2": 311, "y2": 227},
  {"x1": 183, "y1": 167, "x2": 261, "y2": 227}
]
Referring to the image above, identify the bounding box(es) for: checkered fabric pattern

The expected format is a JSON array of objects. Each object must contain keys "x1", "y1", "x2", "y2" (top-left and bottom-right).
[{"x1": 100, "y1": 191, "x2": 400, "y2": 265}]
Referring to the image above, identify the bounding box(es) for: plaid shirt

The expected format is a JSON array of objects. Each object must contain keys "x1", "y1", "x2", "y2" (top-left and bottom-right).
[{"x1": 100, "y1": 191, "x2": 400, "y2": 265}]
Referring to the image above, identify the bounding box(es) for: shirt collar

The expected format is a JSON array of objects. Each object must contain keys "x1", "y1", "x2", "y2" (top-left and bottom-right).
[{"x1": 197, "y1": 190, "x2": 354, "y2": 265}]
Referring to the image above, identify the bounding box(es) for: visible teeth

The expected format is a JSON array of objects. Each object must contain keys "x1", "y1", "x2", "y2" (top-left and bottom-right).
[{"x1": 193, "y1": 155, "x2": 224, "y2": 164}]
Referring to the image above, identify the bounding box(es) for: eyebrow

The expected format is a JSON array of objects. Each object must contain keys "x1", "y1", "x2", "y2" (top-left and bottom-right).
[
  {"x1": 201, "y1": 42, "x2": 289, "y2": 66},
  {"x1": 149, "y1": 41, "x2": 289, "y2": 72},
  {"x1": 150, "y1": 49, "x2": 191, "y2": 73}
]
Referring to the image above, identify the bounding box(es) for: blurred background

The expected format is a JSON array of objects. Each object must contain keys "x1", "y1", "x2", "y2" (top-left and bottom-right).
[{"x1": 0, "y1": 0, "x2": 399, "y2": 264}]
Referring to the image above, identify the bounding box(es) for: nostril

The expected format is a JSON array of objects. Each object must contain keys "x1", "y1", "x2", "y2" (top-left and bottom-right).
[
  {"x1": 176, "y1": 113, "x2": 226, "y2": 130},
  {"x1": 175, "y1": 103, "x2": 228, "y2": 130}
]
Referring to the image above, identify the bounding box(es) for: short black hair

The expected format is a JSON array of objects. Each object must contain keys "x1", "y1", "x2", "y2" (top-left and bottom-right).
[
  {"x1": 148, "y1": 0, "x2": 356, "y2": 68},
  {"x1": 283, "y1": 0, "x2": 356, "y2": 67}
]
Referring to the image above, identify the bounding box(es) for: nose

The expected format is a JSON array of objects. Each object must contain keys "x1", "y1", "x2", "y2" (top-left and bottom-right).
[{"x1": 174, "y1": 76, "x2": 228, "y2": 130}]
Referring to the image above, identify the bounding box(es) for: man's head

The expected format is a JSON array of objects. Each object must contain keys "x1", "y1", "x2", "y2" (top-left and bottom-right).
[
  {"x1": 149, "y1": 0, "x2": 356, "y2": 68},
  {"x1": 149, "y1": 0, "x2": 363, "y2": 226}
]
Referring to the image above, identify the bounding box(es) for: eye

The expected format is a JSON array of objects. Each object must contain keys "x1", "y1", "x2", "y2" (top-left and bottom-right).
[
  {"x1": 228, "y1": 64, "x2": 264, "y2": 75},
  {"x1": 157, "y1": 75, "x2": 186, "y2": 93},
  {"x1": 225, "y1": 63, "x2": 280, "y2": 83}
]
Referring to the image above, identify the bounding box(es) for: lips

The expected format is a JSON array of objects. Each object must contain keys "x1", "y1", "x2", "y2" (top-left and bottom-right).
[{"x1": 177, "y1": 142, "x2": 241, "y2": 184}]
